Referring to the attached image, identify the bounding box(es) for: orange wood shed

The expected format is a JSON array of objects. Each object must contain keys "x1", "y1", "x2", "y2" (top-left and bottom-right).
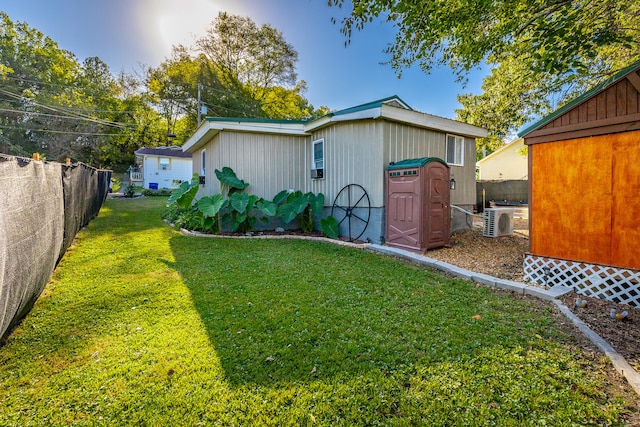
[{"x1": 519, "y1": 61, "x2": 640, "y2": 306}]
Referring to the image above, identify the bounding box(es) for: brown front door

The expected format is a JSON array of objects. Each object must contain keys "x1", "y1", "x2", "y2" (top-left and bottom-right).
[
  {"x1": 426, "y1": 163, "x2": 450, "y2": 249},
  {"x1": 386, "y1": 172, "x2": 422, "y2": 250}
]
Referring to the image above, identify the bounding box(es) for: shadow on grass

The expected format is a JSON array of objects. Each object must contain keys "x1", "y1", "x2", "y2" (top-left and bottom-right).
[{"x1": 167, "y1": 234, "x2": 558, "y2": 387}]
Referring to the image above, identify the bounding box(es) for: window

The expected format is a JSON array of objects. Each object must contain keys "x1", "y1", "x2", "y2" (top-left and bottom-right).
[
  {"x1": 312, "y1": 138, "x2": 324, "y2": 170},
  {"x1": 311, "y1": 138, "x2": 325, "y2": 179},
  {"x1": 446, "y1": 134, "x2": 464, "y2": 166},
  {"x1": 201, "y1": 150, "x2": 206, "y2": 176},
  {"x1": 159, "y1": 157, "x2": 170, "y2": 171}
]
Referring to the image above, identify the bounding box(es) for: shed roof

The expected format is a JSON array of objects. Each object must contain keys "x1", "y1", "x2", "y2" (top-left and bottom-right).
[
  {"x1": 518, "y1": 60, "x2": 640, "y2": 138},
  {"x1": 134, "y1": 146, "x2": 192, "y2": 158}
]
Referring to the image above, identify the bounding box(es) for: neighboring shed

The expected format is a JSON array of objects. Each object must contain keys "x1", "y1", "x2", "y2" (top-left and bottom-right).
[
  {"x1": 519, "y1": 60, "x2": 640, "y2": 306},
  {"x1": 182, "y1": 96, "x2": 487, "y2": 244},
  {"x1": 133, "y1": 146, "x2": 192, "y2": 190}
]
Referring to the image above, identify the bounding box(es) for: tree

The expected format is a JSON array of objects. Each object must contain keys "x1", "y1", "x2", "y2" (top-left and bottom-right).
[
  {"x1": 329, "y1": 0, "x2": 640, "y2": 152},
  {"x1": 145, "y1": 11, "x2": 322, "y2": 133}
]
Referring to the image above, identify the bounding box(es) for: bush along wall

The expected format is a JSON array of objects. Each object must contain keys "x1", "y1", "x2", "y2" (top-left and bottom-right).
[
  {"x1": 164, "y1": 168, "x2": 339, "y2": 238},
  {"x1": 0, "y1": 154, "x2": 111, "y2": 343}
]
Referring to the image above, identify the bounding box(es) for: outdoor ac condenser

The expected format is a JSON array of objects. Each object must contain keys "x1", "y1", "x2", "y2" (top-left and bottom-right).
[{"x1": 483, "y1": 208, "x2": 514, "y2": 238}]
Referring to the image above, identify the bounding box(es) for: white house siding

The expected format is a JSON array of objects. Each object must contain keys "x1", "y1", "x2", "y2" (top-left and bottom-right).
[
  {"x1": 308, "y1": 120, "x2": 385, "y2": 207},
  {"x1": 142, "y1": 156, "x2": 193, "y2": 189},
  {"x1": 198, "y1": 131, "x2": 308, "y2": 199},
  {"x1": 476, "y1": 139, "x2": 527, "y2": 180}
]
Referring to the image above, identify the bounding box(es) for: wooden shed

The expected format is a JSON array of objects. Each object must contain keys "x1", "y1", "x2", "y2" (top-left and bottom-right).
[
  {"x1": 519, "y1": 60, "x2": 640, "y2": 306},
  {"x1": 182, "y1": 96, "x2": 486, "y2": 244}
]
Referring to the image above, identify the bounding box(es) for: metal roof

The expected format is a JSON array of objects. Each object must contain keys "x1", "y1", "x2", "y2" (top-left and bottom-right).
[
  {"x1": 205, "y1": 117, "x2": 307, "y2": 125},
  {"x1": 518, "y1": 60, "x2": 640, "y2": 137},
  {"x1": 327, "y1": 95, "x2": 412, "y2": 117}
]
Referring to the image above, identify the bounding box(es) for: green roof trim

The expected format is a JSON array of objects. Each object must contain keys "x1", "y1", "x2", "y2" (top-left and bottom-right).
[
  {"x1": 518, "y1": 60, "x2": 640, "y2": 137},
  {"x1": 327, "y1": 95, "x2": 412, "y2": 118},
  {"x1": 205, "y1": 117, "x2": 308, "y2": 125},
  {"x1": 386, "y1": 157, "x2": 448, "y2": 170}
]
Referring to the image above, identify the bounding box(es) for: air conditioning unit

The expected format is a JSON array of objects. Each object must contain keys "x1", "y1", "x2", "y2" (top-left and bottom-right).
[
  {"x1": 311, "y1": 168, "x2": 324, "y2": 179},
  {"x1": 483, "y1": 208, "x2": 514, "y2": 237}
]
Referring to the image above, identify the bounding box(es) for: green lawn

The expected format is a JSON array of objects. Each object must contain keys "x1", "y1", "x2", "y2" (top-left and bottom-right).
[{"x1": 0, "y1": 197, "x2": 637, "y2": 426}]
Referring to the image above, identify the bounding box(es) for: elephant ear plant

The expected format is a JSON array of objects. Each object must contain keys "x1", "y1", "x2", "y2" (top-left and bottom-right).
[
  {"x1": 215, "y1": 167, "x2": 276, "y2": 233},
  {"x1": 274, "y1": 190, "x2": 325, "y2": 233},
  {"x1": 164, "y1": 174, "x2": 220, "y2": 233}
]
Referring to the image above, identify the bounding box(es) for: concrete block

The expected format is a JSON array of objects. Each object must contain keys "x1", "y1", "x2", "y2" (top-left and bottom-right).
[
  {"x1": 442, "y1": 264, "x2": 474, "y2": 280},
  {"x1": 524, "y1": 286, "x2": 555, "y2": 300},
  {"x1": 494, "y1": 279, "x2": 527, "y2": 294},
  {"x1": 471, "y1": 273, "x2": 497, "y2": 287}
]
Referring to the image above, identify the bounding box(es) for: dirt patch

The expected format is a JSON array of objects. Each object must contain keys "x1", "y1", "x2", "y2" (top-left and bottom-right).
[
  {"x1": 558, "y1": 291, "x2": 640, "y2": 372},
  {"x1": 425, "y1": 218, "x2": 529, "y2": 282}
]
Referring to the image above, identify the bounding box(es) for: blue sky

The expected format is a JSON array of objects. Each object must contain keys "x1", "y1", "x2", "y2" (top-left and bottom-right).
[{"x1": 2, "y1": 0, "x2": 486, "y2": 118}]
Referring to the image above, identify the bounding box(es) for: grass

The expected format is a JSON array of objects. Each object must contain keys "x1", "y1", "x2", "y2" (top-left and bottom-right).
[{"x1": 0, "y1": 197, "x2": 637, "y2": 426}]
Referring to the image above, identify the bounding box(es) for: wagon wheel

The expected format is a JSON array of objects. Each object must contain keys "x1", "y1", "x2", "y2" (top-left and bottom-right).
[{"x1": 331, "y1": 184, "x2": 371, "y2": 242}]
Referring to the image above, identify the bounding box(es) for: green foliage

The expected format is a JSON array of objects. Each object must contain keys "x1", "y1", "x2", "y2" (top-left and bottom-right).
[
  {"x1": 276, "y1": 191, "x2": 325, "y2": 233},
  {"x1": 124, "y1": 183, "x2": 137, "y2": 198},
  {"x1": 320, "y1": 215, "x2": 340, "y2": 239},
  {"x1": 0, "y1": 13, "x2": 169, "y2": 167},
  {"x1": 143, "y1": 11, "x2": 326, "y2": 140},
  {"x1": 0, "y1": 197, "x2": 636, "y2": 425},
  {"x1": 197, "y1": 194, "x2": 226, "y2": 218},
  {"x1": 215, "y1": 166, "x2": 249, "y2": 195},
  {"x1": 255, "y1": 198, "x2": 278, "y2": 217},
  {"x1": 329, "y1": 0, "x2": 640, "y2": 146},
  {"x1": 142, "y1": 188, "x2": 173, "y2": 196},
  {"x1": 224, "y1": 192, "x2": 260, "y2": 233},
  {"x1": 166, "y1": 174, "x2": 200, "y2": 209}
]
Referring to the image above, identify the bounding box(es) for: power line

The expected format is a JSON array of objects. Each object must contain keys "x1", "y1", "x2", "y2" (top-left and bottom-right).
[{"x1": 0, "y1": 124, "x2": 133, "y2": 137}]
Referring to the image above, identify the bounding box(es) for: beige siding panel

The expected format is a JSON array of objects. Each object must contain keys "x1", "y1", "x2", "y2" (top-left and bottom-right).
[
  {"x1": 199, "y1": 131, "x2": 307, "y2": 199},
  {"x1": 309, "y1": 121, "x2": 385, "y2": 207},
  {"x1": 383, "y1": 122, "x2": 476, "y2": 206}
]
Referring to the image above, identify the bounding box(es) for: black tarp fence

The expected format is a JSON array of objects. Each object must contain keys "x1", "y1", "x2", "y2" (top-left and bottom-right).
[{"x1": 0, "y1": 154, "x2": 111, "y2": 342}]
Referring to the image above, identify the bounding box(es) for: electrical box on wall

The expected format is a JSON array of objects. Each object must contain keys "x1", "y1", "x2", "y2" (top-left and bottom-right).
[{"x1": 199, "y1": 175, "x2": 205, "y2": 185}]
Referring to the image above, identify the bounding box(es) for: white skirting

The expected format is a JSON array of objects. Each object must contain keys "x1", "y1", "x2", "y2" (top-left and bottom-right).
[{"x1": 524, "y1": 254, "x2": 640, "y2": 307}]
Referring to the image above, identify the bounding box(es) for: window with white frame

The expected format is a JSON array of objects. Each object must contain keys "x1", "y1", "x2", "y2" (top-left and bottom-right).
[
  {"x1": 159, "y1": 157, "x2": 170, "y2": 171},
  {"x1": 312, "y1": 138, "x2": 324, "y2": 171},
  {"x1": 201, "y1": 149, "x2": 206, "y2": 176},
  {"x1": 446, "y1": 134, "x2": 464, "y2": 166}
]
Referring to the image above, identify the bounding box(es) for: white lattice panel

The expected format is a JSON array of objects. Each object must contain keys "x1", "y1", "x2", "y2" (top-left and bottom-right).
[{"x1": 524, "y1": 254, "x2": 640, "y2": 307}]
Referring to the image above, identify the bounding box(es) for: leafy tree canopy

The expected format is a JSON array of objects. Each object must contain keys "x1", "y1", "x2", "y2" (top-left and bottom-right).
[
  {"x1": 330, "y1": 0, "x2": 640, "y2": 155},
  {"x1": 145, "y1": 11, "x2": 326, "y2": 140}
]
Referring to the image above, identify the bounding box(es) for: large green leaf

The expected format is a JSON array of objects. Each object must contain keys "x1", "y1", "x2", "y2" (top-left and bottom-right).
[
  {"x1": 197, "y1": 194, "x2": 225, "y2": 218},
  {"x1": 215, "y1": 167, "x2": 249, "y2": 191},
  {"x1": 277, "y1": 192, "x2": 309, "y2": 224},
  {"x1": 230, "y1": 192, "x2": 249, "y2": 213},
  {"x1": 307, "y1": 192, "x2": 325, "y2": 214},
  {"x1": 256, "y1": 198, "x2": 278, "y2": 217},
  {"x1": 320, "y1": 216, "x2": 340, "y2": 239},
  {"x1": 167, "y1": 175, "x2": 200, "y2": 209},
  {"x1": 272, "y1": 190, "x2": 290, "y2": 206}
]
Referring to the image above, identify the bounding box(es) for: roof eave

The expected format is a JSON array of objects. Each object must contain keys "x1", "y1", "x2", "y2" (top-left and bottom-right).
[
  {"x1": 304, "y1": 107, "x2": 382, "y2": 132},
  {"x1": 380, "y1": 104, "x2": 488, "y2": 138},
  {"x1": 182, "y1": 120, "x2": 308, "y2": 152},
  {"x1": 518, "y1": 60, "x2": 640, "y2": 138}
]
